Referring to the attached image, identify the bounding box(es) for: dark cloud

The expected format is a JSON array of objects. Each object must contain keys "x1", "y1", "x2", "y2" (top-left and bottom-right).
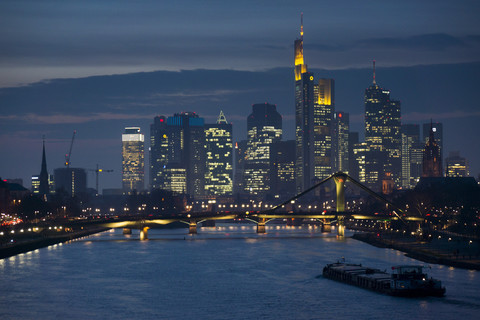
[
  {"x1": 2, "y1": 1, "x2": 480, "y2": 86},
  {"x1": 357, "y1": 33, "x2": 467, "y2": 51},
  {"x1": 306, "y1": 43, "x2": 347, "y2": 52}
]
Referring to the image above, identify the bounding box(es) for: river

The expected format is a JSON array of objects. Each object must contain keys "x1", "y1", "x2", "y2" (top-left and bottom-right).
[{"x1": 1, "y1": 224, "x2": 479, "y2": 319}]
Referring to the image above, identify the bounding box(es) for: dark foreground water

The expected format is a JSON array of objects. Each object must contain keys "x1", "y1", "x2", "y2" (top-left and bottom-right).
[{"x1": 1, "y1": 224, "x2": 479, "y2": 319}]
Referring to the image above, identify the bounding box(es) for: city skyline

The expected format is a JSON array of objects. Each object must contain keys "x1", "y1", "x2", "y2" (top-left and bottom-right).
[{"x1": 0, "y1": 2, "x2": 479, "y2": 190}]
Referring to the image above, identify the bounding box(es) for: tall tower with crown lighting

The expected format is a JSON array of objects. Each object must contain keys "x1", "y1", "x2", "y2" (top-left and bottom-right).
[
  {"x1": 295, "y1": 14, "x2": 315, "y2": 193},
  {"x1": 294, "y1": 14, "x2": 335, "y2": 193}
]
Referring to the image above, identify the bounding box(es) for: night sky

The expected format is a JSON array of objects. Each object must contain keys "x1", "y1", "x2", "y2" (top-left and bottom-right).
[{"x1": 1, "y1": 0, "x2": 479, "y2": 190}]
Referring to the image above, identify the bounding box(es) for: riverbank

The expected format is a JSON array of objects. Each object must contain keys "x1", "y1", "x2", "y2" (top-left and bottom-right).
[
  {"x1": 352, "y1": 232, "x2": 480, "y2": 270},
  {"x1": 0, "y1": 227, "x2": 109, "y2": 259}
]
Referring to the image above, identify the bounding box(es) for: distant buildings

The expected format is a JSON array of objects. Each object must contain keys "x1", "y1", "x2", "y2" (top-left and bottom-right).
[
  {"x1": 445, "y1": 151, "x2": 469, "y2": 177},
  {"x1": 122, "y1": 127, "x2": 145, "y2": 192},
  {"x1": 36, "y1": 20, "x2": 465, "y2": 201},
  {"x1": 54, "y1": 167, "x2": 87, "y2": 197},
  {"x1": 149, "y1": 111, "x2": 234, "y2": 199}
]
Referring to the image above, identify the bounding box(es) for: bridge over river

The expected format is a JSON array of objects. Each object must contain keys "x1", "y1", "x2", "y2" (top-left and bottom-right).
[{"x1": 67, "y1": 172, "x2": 423, "y2": 240}]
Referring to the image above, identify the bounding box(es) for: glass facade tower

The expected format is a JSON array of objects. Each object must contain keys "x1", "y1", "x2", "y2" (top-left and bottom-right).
[
  {"x1": 244, "y1": 103, "x2": 282, "y2": 197},
  {"x1": 205, "y1": 111, "x2": 233, "y2": 196},
  {"x1": 122, "y1": 127, "x2": 145, "y2": 192},
  {"x1": 364, "y1": 62, "x2": 401, "y2": 190}
]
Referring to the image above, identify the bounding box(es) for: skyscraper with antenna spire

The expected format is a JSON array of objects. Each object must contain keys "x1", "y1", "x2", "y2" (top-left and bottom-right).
[
  {"x1": 295, "y1": 13, "x2": 314, "y2": 193},
  {"x1": 364, "y1": 60, "x2": 401, "y2": 191},
  {"x1": 294, "y1": 14, "x2": 335, "y2": 193}
]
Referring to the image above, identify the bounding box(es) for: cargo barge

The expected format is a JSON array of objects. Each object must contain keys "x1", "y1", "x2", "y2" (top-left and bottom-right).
[{"x1": 323, "y1": 261, "x2": 445, "y2": 297}]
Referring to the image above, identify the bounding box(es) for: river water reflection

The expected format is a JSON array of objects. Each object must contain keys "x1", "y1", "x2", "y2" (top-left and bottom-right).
[{"x1": 1, "y1": 224, "x2": 479, "y2": 319}]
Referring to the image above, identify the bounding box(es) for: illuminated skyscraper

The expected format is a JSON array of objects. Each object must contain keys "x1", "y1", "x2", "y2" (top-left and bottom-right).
[
  {"x1": 270, "y1": 140, "x2": 296, "y2": 199},
  {"x1": 295, "y1": 14, "x2": 312, "y2": 193},
  {"x1": 364, "y1": 61, "x2": 401, "y2": 190},
  {"x1": 333, "y1": 111, "x2": 349, "y2": 174},
  {"x1": 294, "y1": 15, "x2": 335, "y2": 192},
  {"x1": 294, "y1": 13, "x2": 307, "y2": 83},
  {"x1": 122, "y1": 127, "x2": 145, "y2": 192},
  {"x1": 233, "y1": 140, "x2": 247, "y2": 195},
  {"x1": 422, "y1": 122, "x2": 442, "y2": 177},
  {"x1": 353, "y1": 142, "x2": 386, "y2": 189},
  {"x1": 445, "y1": 151, "x2": 469, "y2": 177},
  {"x1": 401, "y1": 124, "x2": 423, "y2": 188},
  {"x1": 295, "y1": 69, "x2": 315, "y2": 193},
  {"x1": 150, "y1": 116, "x2": 169, "y2": 190},
  {"x1": 205, "y1": 111, "x2": 233, "y2": 196},
  {"x1": 244, "y1": 103, "x2": 282, "y2": 197},
  {"x1": 167, "y1": 112, "x2": 206, "y2": 198},
  {"x1": 314, "y1": 79, "x2": 335, "y2": 180},
  {"x1": 348, "y1": 132, "x2": 360, "y2": 181}
]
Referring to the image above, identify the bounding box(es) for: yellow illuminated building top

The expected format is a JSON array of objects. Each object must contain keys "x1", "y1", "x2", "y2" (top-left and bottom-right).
[
  {"x1": 294, "y1": 13, "x2": 307, "y2": 81},
  {"x1": 317, "y1": 79, "x2": 333, "y2": 105}
]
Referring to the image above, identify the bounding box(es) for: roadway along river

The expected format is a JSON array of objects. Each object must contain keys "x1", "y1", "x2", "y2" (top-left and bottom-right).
[{"x1": 1, "y1": 224, "x2": 479, "y2": 319}]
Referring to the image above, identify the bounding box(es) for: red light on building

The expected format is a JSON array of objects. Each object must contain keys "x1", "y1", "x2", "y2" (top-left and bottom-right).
[
  {"x1": 338, "y1": 113, "x2": 342, "y2": 118},
  {"x1": 160, "y1": 118, "x2": 164, "y2": 122}
]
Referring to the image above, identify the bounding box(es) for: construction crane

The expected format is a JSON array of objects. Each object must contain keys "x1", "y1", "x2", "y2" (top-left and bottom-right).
[
  {"x1": 65, "y1": 130, "x2": 76, "y2": 168},
  {"x1": 88, "y1": 164, "x2": 113, "y2": 195}
]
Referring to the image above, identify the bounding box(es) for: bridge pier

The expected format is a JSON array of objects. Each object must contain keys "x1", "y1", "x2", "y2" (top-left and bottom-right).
[
  {"x1": 334, "y1": 173, "x2": 346, "y2": 213},
  {"x1": 140, "y1": 227, "x2": 149, "y2": 240},
  {"x1": 257, "y1": 218, "x2": 266, "y2": 233},
  {"x1": 321, "y1": 222, "x2": 332, "y2": 233},
  {"x1": 334, "y1": 173, "x2": 347, "y2": 237},
  {"x1": 123, "y1": 228, "x2": 132, "y2": 235},
  {"x1": 189, "y1": 222, "x2": 197, "y2": 234},
  {"x1": 337, "y1": 216, "x2": 345, "y2": 237}
]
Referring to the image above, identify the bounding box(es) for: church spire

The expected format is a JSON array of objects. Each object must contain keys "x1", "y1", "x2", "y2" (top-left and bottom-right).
[
  {"x1": 423, "y1": 119, "x2": 442, "y2": 177},
  {"x1": 39, "y1": 136, "x2": 49, "y2": 196}
]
